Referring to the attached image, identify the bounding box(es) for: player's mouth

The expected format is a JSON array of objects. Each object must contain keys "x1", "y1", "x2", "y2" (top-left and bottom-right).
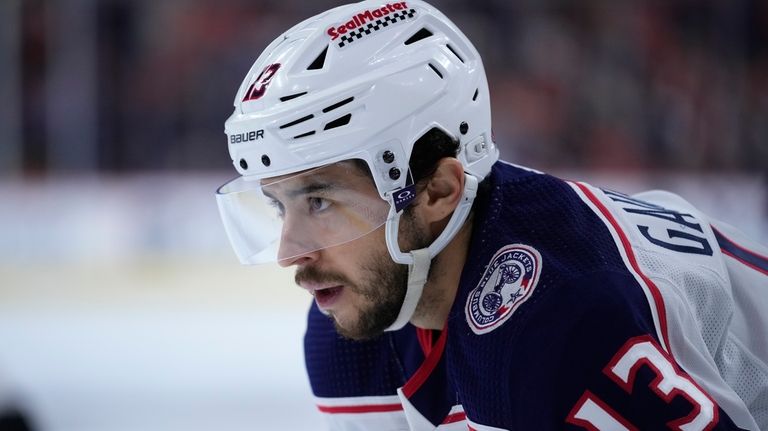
[
  {"x1": 300, "y1": 282, "x2": 344, "y2": 310},
  {"x1": 314, "y1": 286, "x2": 344, "y2": 309}
]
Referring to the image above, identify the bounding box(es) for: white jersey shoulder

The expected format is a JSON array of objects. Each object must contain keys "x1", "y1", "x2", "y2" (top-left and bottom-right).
[{"x1": 570, "y1": 182, "x2": 768, "y2": 430}]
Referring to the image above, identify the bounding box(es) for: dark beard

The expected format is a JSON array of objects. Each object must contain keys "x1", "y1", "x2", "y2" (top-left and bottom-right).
[
  {"x1": 335, "y1": 255, "x2": 408, "y2": 340},
  {"x1": 295, "y1": 213, "x2": 430, "y2": 340},
  {"x1": 294, "y1": 255, "x2": 408, "y2": 341}
]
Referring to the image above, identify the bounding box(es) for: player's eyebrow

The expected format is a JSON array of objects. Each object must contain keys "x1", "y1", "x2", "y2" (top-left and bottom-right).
[
  {"x1": 288, "y1": 182, "x2": 335, "y2": 198},
  {"x1": 263, "y1": 181, "x2": 336, "y2": 202}
]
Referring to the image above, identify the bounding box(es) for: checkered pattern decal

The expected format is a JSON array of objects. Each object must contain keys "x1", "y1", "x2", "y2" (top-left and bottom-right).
[{"x1": 338, "y1": 9, "x2": 417, "y2": 48}]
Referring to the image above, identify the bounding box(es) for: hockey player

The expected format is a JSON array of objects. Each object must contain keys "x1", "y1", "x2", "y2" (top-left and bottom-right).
[{"x1": 215, "y1": 1, "x2": 768, "y2": 429}]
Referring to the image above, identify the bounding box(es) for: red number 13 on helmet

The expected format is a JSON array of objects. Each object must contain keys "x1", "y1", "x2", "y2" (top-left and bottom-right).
[{"x1": 243, "y1": 63, "x2": 281, "y2": 102}]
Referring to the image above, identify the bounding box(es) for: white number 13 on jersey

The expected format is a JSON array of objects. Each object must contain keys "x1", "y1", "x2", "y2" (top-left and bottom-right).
[{"x1": 567, "y1": 335, "x2": 717, "y2": 430}]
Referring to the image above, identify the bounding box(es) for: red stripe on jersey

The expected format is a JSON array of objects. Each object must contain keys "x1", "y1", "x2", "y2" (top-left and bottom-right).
[
  {"x1": 712, "y1": 226, "x2": 768, "y2": 276},
  {"x1": 402, "y1": 324, "x2": 448, "y2": 398},
  {"x1": 317, "y1": 403, "x2": 403, "y2": 414},
  {"x1": 573, "y1": 182, "x2": 671, "y2": 352},
  {"x1": 416, "y1": 328, "x2": 433, "y2": 356},
  {"x1": 442, "y1": 411, "x2": 467, "y2": 424},
  {"x1": 721, "y1": 249, "x2": 768, "y2": 276}
]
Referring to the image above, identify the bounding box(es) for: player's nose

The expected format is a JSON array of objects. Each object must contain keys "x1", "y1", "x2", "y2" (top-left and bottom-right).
[
  {"x1": 277, "y1": 247, "x2": 319, "y2": 267},
  {"x1": 276, "y1": 220, "x2": 320, "y2": 267}
]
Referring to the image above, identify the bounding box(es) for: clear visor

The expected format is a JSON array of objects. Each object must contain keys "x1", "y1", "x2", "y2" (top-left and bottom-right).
[{"x1": 216, "y1": 161, "x2": 392, "y2": 264}]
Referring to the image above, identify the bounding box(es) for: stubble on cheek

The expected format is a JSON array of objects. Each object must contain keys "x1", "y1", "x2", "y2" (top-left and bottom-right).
[
  {"x1": 329, "y1": 255, "x2": 408, "y2": 340},
  {"x1": 302, "y1": 211, "x2": 429, "y2": 340}
]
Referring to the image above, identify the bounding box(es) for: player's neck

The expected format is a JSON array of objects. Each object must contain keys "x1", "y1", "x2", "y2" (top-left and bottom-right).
[{"x1": 409, "y1": 215, "x2": 473, "y2": 330}]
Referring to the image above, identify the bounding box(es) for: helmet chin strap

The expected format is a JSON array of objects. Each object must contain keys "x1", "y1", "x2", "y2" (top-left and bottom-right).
[{"x1": 384, "y1": 173, "x2": 478, "y2": 331}]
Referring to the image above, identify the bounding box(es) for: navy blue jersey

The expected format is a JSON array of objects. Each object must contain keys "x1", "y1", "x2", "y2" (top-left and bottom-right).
[{"x1": 304, "y1": 161, "x2": 768, "y2": 430}]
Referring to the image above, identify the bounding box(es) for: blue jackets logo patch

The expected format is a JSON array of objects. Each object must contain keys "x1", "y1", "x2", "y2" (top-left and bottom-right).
[{"x1": 466, "y1": 244, "x2": 543, "y2": 335}]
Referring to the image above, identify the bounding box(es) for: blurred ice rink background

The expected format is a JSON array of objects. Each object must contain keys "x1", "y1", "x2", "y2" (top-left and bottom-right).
[
  {"x1": 0, "y1": 0, "x2": 766, "y2": 430},
  {"x1": 0, "y1": 174, "x2": 319, "y2": 430}
]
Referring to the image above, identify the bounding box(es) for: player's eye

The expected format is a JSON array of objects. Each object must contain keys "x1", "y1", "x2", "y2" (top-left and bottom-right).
[
  {"x1": 308, "y1": 197, "x2": 330, "y2": 213},
  {"x1": 268, "y1": 198, "x2": 285, "y2": 218}
]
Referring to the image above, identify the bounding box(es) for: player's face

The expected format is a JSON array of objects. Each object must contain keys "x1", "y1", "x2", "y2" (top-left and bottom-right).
[{"x1": 275, "y1": 164, "x2": 428, "y2": 340}]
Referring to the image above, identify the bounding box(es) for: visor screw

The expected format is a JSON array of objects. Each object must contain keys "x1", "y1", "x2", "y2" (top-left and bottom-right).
[
  {"x1": 382, "y1": 150, "x2": 395, "y2": 164},
  {"x1": 460, "y1": 121, "x2": 469, "y2": 135},
  {"x1": 389, "y1": 167, "x2": 401, "y2": 180},
  {"x1": 239, "y1": 159, "x2": 248, "y2": 170},
  {"x1": 261, "y1": 155, "x2": 271, "y2": 167}
]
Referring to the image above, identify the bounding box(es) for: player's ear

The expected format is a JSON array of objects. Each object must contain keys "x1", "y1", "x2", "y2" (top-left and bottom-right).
[{"x1": 420, "y1": 157, "x2": 465, "y2": 235}]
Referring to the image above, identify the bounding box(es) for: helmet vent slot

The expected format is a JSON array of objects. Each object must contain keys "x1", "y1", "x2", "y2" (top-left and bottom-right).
[
  {"x1": 472, "y1": 88, "x2": 479, "y2": 101},
  {"x1": 323, "y1": 114, "x2": 352, "y2": 131},
  {"x1": 280, "y1": 92, "x2": 308, "y2": 102},
  {"x1": 279, "y1": 114, "x2": 314, "y2": 129},
  {"x1": 404, "y1": 28, "x2": 433, "y2": 45},
  {"x1": 446, "y1": 44, "x2": 464, "y2": 63},
  {"x1": 428, "y1": 63, "x2": 443, "y2": 79},
  {"x1": 307, "y1": 46, "x2": 328, "y2": 70},
  {"x1": 293, "y1": 130, "x2": 316, "y2": 139},
  {"x1": 322, "y1": 97, "x2": 354, "y2": 113}
]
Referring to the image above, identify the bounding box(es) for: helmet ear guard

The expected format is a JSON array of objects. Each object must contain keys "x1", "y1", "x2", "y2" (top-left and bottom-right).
[
  {"x1": 385, "y1": 172, "x2": 478, "y2": 265},
  {"x1": 381, "y1": 169, "x2": 478, "y2": 332}
]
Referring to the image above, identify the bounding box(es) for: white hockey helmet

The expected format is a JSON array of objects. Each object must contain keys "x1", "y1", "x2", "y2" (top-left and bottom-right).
[{"x1": 217, "y1": 0, "x2": 497, "y2": 327}]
